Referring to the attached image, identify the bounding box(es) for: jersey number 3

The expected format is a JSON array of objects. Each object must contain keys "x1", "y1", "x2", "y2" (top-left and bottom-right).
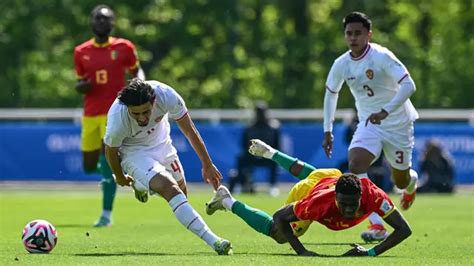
[
  {"x1": 96, "y1": 69, "x2": 108, "y2": 84},
  {"x1": 363, "y1": 85, "x2": 374, "y2": 97}
]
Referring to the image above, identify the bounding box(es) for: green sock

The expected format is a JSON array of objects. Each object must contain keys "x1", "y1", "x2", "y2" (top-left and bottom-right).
[
  {"x1": 231, "y1": 201, "x2": 273, "y2": 236},
  {"x1": 99, "y1": 154, "x2": 116, "y2": 211},
  {"x1": 272, "y1": 151, "x2": 316, "y2": 180}
]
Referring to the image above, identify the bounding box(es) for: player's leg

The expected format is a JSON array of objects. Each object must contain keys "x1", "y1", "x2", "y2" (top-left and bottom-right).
[
  {"x1": 148, "y1": 172, "x2": 232, "y2": 255},
  {"x1": 382, "y1": 122, "x2": 418, "y2": 210},
  {"x1": 82, "y1": 116, "x2": 114, "y2": 227},
  {"x1": 348, "y1": 123, "x2": 388, "y2": 242}
]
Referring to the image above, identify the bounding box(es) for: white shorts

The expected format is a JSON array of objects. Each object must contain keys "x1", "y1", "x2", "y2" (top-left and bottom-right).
[
  {"x1": 349, "y1": 121, "x2": 414, "y2": 170},
  {"x1": 120, "y1": 144, "x2": 185, "y2": 193}
]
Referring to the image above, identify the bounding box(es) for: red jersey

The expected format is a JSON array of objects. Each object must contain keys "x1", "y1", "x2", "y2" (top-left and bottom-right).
[
  {"x1": 294, "y1": 177, "x2": 395, "y2": 231},
  {"x1": 74, "y1": 37, "x2": 139, "y2": 116}
]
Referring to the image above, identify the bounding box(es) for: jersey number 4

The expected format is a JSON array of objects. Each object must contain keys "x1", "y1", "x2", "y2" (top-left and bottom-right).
[{"x1": 96, "y1": 69, "x2": 108, "y2": 84}]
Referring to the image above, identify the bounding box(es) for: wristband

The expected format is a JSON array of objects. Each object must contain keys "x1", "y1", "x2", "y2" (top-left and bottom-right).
[{"x1": 367, "y1": 248, "x2": 376, "y2": 257}]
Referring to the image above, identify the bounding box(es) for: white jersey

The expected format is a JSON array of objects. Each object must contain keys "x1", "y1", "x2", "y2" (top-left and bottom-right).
[
  {"x1": 104, "y1": 80, "x2": 188, "y2": 155},
  {"x1": 326, "y1": 43, "x2": 418, "y2": 128}
]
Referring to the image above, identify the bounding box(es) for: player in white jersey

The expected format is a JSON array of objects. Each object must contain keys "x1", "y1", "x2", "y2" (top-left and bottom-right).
[
  {"x1": 103, "y1": 78, "x2": 232, "y2": 255},
  {"x1": 322, "y1": 12, "x2": 418, "y2": 243}
]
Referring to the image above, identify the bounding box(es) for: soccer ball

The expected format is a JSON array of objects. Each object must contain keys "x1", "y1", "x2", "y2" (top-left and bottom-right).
[{"x1": 21, "y1": 219, "x2": 58, "y2": 253}]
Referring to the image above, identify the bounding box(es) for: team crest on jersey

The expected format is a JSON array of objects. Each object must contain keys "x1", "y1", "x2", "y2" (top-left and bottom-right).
[
  {"x1": 111, "y1": 50, "x2": 118, "y2": 60},
  {"x1": 366, "y1": 69, "x2": 374, "y2": 80}
]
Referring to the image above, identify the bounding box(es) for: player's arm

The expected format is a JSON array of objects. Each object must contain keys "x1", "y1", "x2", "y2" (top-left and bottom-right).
[
  {"x1": 176, "y1": 113, "x2": 222, "y2": 189},
  {"x1": 248, "y1": 139, "x2": 315, "y2": 180},
  {"x1": 129, "y1": 65, "x2": 146, "y2": 80},
  {"x1": 273, "y1": 204, "x2": 318, "y2": 256},
  {"x1": 322, "y1": 59, "x2": 344, "y2": 158},
  {"x1": 373, "y1": 209, "x2": 412, "y2": 255},
  {"x1": 75, "y1": 79, "x2": 92, "y2": 94},
  {"x1": 104, "y1": 144, "x2": 133, "y2": 186}
]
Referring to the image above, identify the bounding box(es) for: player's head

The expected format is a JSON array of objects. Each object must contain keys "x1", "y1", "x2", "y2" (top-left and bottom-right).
[
  {"x1": 90, "y1": 5, "x2": 115, "y2": 38},
  {"x1": 118, "y1": 78, "x2": 155, "y2": 127},
  {"x1": 342, "y1": 12, "x2": 372, "y2": 55},
  {"x1": 335, "y1": 173, "x2": 362, "y2": 219}
]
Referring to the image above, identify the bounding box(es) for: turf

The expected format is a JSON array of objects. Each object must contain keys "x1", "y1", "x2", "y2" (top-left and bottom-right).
[{"x1": 0, "y1": 186, "x2": 473, "y2": 265}]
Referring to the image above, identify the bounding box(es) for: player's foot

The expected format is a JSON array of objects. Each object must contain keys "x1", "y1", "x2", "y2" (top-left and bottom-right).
[
  {"x1": 132, "y1": 184, "x2": 148, "y2": 203},
  {"x1": 93, "y1": 216, "x2": 112, "y2": 227},
  {"x1": 401, "y1": 190, "x2": 416, "y2": 210},
  {"x1": 206, "y1": 185, "x2": 232, "y2": 215},
  {"x1": 213, "y1": 239, "x2": 233, "y2": 255},
  {"x1": 248, "y1": 139, "x2": 276, "y2": 159},
  {"x1": 360, "y1": 224, "x2": 388, "y2": 243}
]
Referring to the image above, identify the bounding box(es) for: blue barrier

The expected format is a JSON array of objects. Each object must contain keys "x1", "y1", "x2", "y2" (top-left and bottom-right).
[{"x1": 0, "y1": 122, "x2": 472, "y2": 184}]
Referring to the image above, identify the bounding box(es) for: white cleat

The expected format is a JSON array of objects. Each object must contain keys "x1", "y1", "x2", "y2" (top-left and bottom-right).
[
  {"x1": 213, "y1": 238, "x2": 233, "y2": 255},
  {"x1": 206, "y1": 185, "x2": 232, "y2": 215},
  {"x1": 248, "y1": 139, "x2": 276, "y2": 159},
  {"x1": 132, "y1": 183, "x2": 148, "y2": 203}
]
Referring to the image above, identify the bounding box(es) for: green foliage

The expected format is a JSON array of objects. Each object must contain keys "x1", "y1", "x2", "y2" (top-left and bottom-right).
[{"x1": 0, "y1": 0, "x2": 472, "y2": 108}]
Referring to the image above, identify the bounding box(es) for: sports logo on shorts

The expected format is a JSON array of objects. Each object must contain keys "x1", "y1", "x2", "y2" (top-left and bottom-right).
[{"x1": 366, "y1": 69, "x2": 374, "y2": 80}]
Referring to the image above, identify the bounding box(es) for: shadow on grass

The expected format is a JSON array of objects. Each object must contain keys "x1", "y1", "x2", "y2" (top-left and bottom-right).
[{"x1": 303, "y1": 242, "x2": 369, "y2": 246}]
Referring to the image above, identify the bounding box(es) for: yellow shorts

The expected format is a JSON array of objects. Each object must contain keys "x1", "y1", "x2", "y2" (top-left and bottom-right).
[
  {"x1": 81, "y1": 115, "x2": 107, "y2": 152},
  {"x1": 286, "y1": 168, "x2": 343, "y2": 237}
]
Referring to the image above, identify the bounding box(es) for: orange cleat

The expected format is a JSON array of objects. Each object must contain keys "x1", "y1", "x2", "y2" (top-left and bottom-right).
[{"x1": 401, "y1": 190, "x2": 416, "y2": 210}]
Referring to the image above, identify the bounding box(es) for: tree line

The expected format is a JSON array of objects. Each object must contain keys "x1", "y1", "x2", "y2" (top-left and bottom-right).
[{"x1": 1, "y1": 0, "x2": 472, "y2": 109}]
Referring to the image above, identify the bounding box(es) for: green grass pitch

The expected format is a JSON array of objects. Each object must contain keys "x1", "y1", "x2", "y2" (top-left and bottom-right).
[{"x1": 1, "y1": 185, "x2": 473, "y2": 265}]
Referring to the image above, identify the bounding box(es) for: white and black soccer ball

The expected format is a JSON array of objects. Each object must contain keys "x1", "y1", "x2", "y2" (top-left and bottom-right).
[{"x1": 21, "y1": 219, "x2": 58, "y2": 253}]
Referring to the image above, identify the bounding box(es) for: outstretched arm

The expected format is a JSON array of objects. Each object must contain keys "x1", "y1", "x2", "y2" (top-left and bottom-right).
[
  {"x1": 177, "y1": 113, "x2": 222, "y2": 189},
  {"x1": 248, "y1": 139, "x2": 315, "y2": 180},
  {"x1": 273, "y1": 204, "x2": 318, "y2": 256},
  {"x1": 343, "y1": 209, "x2": 411, "y2": 256}
]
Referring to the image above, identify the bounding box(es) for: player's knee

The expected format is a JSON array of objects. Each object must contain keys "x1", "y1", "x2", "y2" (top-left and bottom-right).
[{"x1": 150, "y1": 172, "x2": 181, "y2": 201}]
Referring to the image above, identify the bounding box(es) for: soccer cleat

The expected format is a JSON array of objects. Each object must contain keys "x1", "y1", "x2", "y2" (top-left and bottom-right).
[
  {"x1": 248, "y1": 139, "x2": 276, "y2": 159},
  {"x1": 93, "y1": 216, "x2": 112, "y2": 227},
  {"x1": 360, "y1": 224, "x2": 388, "y2": 243},
  {"x1": 205, "y1": 185, "x2": 231, "y2": 215},
  {"x1": 132, "y1": 183, "x2": 148, "y2": 203},
  {"x1": 401, "y1": 190, "x2": 416, "y2": 210},
  {"x1": 213, "y1": 239, "x2": 233, "y2": 255}
]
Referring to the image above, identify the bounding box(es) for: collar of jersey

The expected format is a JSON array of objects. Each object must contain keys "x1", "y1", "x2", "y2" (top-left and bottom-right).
[
  {"x1": 92, "y1": 37, "x2": 114, "y2": 48},
  {"x1": 350, "y1": 43, "x2": 371, "y2": 61}
]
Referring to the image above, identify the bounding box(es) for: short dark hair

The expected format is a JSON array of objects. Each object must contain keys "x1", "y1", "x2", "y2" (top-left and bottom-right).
[
  {"x1": 118, "y1": 79, "x2": 155, "y2": 106},
  {"x1": 91, "y1": 4, "x2": 115, "y2": 20},
  {"x1": 343, "y1": 12, "x2": 372, "y2": 31},
  {"x1": 336, "y1": 173, "x2": 362, "y2": 195}
]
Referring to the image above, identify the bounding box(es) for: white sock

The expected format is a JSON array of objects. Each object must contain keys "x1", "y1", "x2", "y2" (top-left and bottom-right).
[
  {"x1": 222, "y1": 196, "x2": 236, "y2": 211},
  {"x1": 405, "y1": 169, "x2": 418, "y2": 194},
  {"x1": 169, "y1": 193, "x2": 220, "y2": 248},
  {"x1": 355, "y1": 173, "x2": 369, "y2": 179},
  {"x1": 101, "y1": 210, "x2": 112, "y2": 220},
  {"x1": 368, "y1": 212, "x2": 384, "y2": 226}
]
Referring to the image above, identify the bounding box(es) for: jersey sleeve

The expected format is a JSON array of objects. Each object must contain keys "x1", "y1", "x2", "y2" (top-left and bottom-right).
[
  {"x1": 123, "y1": 40, "x2": 139, "y2": 70},
  {"x1": 159, "y1": 86, "x2": 188, "y2": 120},
  {"x1": 381, "y1": 50, "x2": 409, "y2": 84},
  {"x1": 104, "y1": 108, "x2": 128, "y2": 148},
  {"x1": 367, "y1": 182, "x2": 396, "y2": 218},
  {"x1": 73, "y1": 47, "x2": 86, "y2": 79},
  {"x1": 325, "y1": 58, "x2": 345, "y2": 94}
]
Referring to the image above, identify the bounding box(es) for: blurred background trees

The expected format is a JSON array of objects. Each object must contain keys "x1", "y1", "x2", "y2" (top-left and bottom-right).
[{"x1": 0, "y1": 0, "x2": 472, "y2": 108}]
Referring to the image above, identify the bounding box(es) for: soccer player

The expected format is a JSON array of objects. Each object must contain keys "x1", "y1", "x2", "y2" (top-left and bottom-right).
[
  {"x1": 73, "y1": 5, "x2": 145, "y2": 227},
  {"x1": 206, "y1": 139, "x2": 412, "y2": 256},
  {"x1": 103, "y1": 78, "x2": 232, "y2": 255},
  {"x1": 321, "y1": 11, "x2": 418, "y2": 242}
]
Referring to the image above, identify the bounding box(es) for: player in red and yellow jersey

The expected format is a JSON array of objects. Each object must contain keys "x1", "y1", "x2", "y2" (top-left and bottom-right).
[
  {"x1": 206, "y1": 139, "x2": 411, "y2": 257},
  {"x1": 73, "y1": 5, "x2": 145, "y2": 227}
]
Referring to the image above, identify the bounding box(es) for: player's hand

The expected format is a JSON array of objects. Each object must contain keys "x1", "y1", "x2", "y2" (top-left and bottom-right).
[
  {"x1": 248, "y1": 139, "x2": 276, "y2": 159},
  {"x1": 322, "y1": 132, "x2": 334, "y2": 158},
  {"x1": 365, "y1": 109, "x2": 389, "y2": 127},
  {"x1": 202, "y1": 163, "x2": 222, "y2": 190},
  {"x1": 113, "y1": 174, "x2": 134, "y2": 187},
  {"x1": 75, "y1": 79, "x2": 92, "y2": 94},
  {"x1": 341, "y1": 243, "x2": 369, "y2": 257}
]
